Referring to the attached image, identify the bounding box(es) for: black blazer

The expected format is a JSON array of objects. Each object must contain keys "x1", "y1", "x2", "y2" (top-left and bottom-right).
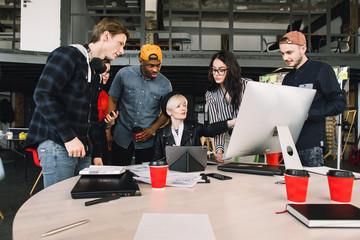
[{"x1": 153, "y1": 120, "x2": 230, "y2": 161}]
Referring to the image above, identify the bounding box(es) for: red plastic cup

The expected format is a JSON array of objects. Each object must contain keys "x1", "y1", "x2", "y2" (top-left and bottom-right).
[
  {"x1": 132, "y1": 126, "x2": 143, "y2": 140},
  {"x1": 266, "y1": 153, "x2": 282, "y2": 165},
  {"x1": 284, "y1": 169, "x2": 310, "y2": 203},
  {"x1": 149, "y1": 160, "x2": 168, "y2": 190},
  {"x1": 327, "y1": 170, "x2": 354, "y2": 203}
]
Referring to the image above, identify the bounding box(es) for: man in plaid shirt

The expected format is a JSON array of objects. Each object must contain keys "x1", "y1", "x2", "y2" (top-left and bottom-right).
[{"x1": 25, "y1": 18, "x2": 129, "y2": 188}]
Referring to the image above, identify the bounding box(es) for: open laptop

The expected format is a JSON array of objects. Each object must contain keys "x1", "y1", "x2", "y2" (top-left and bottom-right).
[
  {"x1": 71, "y1": 170, "x2": 141, "y2": 199},
  {"x1": 217, "y1": 162, "x2": 284, "y2": 176},
  {"x1": 166, "y1": 146, "x2": 208, "y2": 172}
]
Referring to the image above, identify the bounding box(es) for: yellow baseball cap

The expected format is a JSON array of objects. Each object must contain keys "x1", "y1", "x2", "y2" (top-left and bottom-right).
[{"x1": 140, "y1": 44, "x2": 162, "y2": 61}]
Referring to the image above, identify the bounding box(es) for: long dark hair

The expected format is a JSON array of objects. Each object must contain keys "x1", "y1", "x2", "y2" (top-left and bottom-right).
[{"x1": 207, "y1": 50, "x2": 243, "y2": 111}]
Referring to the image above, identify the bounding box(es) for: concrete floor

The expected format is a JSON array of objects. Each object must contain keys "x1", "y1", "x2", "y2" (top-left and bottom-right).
[{"x1": 1, "y1": 148, "x2": 360, "y2": 240}]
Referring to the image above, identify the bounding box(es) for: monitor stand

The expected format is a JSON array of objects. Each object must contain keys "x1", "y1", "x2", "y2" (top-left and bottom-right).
[{"x1": 277, "y1": 125, "x2": 303, "y2": 170}]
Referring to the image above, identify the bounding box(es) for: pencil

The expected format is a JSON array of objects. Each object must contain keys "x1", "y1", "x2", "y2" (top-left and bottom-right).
[{"x1": 41, "y1": 219, "x2": 89, "y2": 237}]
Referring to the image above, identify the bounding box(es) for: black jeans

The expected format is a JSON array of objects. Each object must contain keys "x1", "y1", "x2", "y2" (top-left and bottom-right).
[
  {"x1": 298, "y1": 146, "x2": 324, "y2": 167},
  {"x1": 99, "y1": 128, "x2": 112, "y2": 165},
  {"x1": 111, "y1": 140, "x2": 154, "y2": 166}
]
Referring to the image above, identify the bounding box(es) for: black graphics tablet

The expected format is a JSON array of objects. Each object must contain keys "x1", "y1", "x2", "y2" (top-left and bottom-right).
[{"x1": 166, "y1": 146, "x2": 208, "y2": 172}]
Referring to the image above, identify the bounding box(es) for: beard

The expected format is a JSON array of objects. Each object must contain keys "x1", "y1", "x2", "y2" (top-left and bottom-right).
[{"x1": 286, "y1": 55, "x2": 303, "y2": 69}]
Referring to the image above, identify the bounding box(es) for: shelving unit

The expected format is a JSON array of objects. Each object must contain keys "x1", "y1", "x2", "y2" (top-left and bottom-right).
[
  {"x1": 324, "y1": 116, "x2": 338, "y2": 160},
  {"x1": 341, "y1": 110, "x2": 357, "y2": 160},
  {"x1": 0, "y1": 0, "x2": 20, "y2": 49}
]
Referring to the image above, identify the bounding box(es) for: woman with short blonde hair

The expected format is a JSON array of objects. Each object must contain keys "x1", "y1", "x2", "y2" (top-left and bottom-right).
[{"x1": 153, "y1": 92, "x2": 235, "y2": 162}]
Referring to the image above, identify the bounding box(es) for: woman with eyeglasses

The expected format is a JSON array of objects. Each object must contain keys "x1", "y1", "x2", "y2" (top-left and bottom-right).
[{"x1": 205, "y1": 50, "x2": 252, "y2": 163}]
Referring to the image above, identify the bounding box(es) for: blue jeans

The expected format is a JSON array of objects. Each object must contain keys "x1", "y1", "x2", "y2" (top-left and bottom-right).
[{"x1": 38, "y1": 140, "x2": 91, "y2": 188}]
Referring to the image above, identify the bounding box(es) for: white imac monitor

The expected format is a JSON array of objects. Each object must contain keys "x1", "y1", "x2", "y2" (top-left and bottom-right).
[{"x1": 225, "y1": 81, "x2": 316, "y2": 170}]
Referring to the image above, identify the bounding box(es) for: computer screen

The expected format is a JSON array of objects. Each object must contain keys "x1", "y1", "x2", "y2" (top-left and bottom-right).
[{"x1": 225, "y1": 81, "x2": 316, "y2": 169}]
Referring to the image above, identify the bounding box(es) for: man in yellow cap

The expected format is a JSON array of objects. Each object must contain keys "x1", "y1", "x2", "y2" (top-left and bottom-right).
[
  {"x1": 279, "y1": 31, "x2": 346, "y2": 167},
  {"x1": 108, "y1": 44, "x2": 172, "y2": 165}
]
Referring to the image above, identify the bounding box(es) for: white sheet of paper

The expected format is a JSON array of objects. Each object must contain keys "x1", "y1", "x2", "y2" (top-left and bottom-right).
[
  {"x1": 79, "y1": 165, "x2": 125, "y2": 175},
  {"x1": 134, "y1": 213, "x2": 216, "y2": 240}
]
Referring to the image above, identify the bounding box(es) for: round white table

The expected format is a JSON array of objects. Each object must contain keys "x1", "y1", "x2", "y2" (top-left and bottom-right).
[{"x1": 13, "y1": 166, "x2": 360, "y2": 239}]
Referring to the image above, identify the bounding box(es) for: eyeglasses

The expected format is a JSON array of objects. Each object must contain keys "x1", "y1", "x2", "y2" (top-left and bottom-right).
[
  {"x1": 211, "y1": 67, "x2": 227, "y2": 76},
  {"x1": 102, "y1": 71, "x2": 110, "y2": 76}
]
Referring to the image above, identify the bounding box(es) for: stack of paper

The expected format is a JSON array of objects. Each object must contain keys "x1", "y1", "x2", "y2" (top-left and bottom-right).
[
  {"x1": 127, "y1": 165, "x2": 202, "y2": 188},
  {"x1": 79, "y1": 165, "x2": 126, "y2": 175}
]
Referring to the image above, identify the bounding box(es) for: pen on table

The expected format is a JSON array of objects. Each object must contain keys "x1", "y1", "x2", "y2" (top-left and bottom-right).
[
  {"x1": 41, "y1": 219, "x2": 89, "y2": 237},
  {"x1": 84, "y1": 194, "x2": 121, "y2": 206}
]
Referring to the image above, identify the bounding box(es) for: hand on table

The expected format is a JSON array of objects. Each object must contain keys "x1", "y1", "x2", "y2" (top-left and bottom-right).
[{"x1": 213, "y1": 150, "x2": 225, "y2": 164}]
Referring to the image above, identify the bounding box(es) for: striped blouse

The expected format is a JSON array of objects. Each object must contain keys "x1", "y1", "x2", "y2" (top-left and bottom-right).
[{"x1": 205, "y1": 78, "x2": 251, "y2": 152}]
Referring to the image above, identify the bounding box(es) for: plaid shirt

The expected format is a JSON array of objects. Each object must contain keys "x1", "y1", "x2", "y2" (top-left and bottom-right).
[{"x1": 25, "y1": 45, "x2": 102, "y2": 158}]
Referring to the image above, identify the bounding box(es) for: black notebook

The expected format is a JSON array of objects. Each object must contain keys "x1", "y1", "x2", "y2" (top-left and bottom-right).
[
  {"x1": 287, "y1": 204, "x2": 360, "y2": 228},
  {"x1": 71, "y1": 170, "x2": 141, "y2": 199},
  {"x1": 217, "y1": 162, "x2": 284, "y2": 176}
]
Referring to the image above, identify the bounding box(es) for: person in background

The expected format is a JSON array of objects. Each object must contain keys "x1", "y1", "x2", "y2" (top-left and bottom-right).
[
  {"x1": 205, "y1": 50, "x2": 251, "y2": 163},
  {"x1": 153, "y1": 92, "x2": 236, "y2": 161},
  {"x1": 25, "y1": 18, "x2": 129, "y2": 188},
  {"x1": 107, "y1": 44, "x2": 172, "y2": 166},
  {"x1": 279, "y1": 31, "x2": 346, "y2": 167},
  {"x1": 98, "y1": 59, "x2": 117, "y2": 165}
]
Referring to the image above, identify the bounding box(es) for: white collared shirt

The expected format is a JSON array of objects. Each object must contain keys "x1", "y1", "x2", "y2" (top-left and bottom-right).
[{"x1": 171, "y1": 123, "x2": 184, "y2": 146}]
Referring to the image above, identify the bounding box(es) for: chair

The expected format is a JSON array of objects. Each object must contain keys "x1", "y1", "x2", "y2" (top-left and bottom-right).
[
  {"x1": 263, "y1": 38, "x2": 280, "y2": 52},
  {"x1": 262, "y1": 19, "x2": 303, "y2": 52},
  {"x1": 26, "y1": 148, "x2": 42, "y2": 196},
  {"x1": 0, "y1": 157, "x2": 5, "y2": 219},
  {"x1": 201, "y1": 137, "x2": 216, "y2": 158},
  {"x1": 331, "y1": 36, "x2": 350, "y2": 53}
]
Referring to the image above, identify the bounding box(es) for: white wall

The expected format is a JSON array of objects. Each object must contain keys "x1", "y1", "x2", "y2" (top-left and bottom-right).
[
  {"x1": 315, "y1": 17, "x2": 342, "y2": 34},
  {"x1": 20, "y1": 0, "x2": 61, "y2": 52},
  {"x1": 191, "y1": 35, "x2": 221, "y2": 51},
  {"x1": 234, "y1": 35, "x2": 262, "y2": 51}
]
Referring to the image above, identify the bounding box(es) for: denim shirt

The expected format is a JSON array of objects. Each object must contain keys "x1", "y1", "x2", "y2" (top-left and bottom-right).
[{"x1": 108, "y1": 65, "x2": 172, "y2": 149}]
